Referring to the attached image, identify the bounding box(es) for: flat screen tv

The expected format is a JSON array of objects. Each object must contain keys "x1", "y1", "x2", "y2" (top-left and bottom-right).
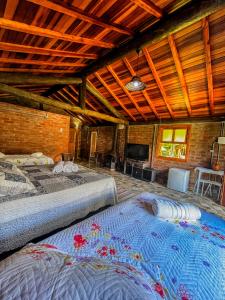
[{"x1": 126, "y1": 143, "x2": 149, "y2": 161}]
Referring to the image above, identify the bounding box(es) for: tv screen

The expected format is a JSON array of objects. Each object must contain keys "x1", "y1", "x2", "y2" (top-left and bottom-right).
[{"x1": 126, "y1": 144, "x2": 149, "y2": 161}]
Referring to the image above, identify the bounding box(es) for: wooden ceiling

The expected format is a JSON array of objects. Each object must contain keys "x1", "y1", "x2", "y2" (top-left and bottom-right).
[{"x1": 0, "y1": 0, "x2": 225, "y2": 124}]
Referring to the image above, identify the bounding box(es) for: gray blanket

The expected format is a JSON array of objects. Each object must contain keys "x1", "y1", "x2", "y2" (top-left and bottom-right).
[{"x1": 0, "y1": 165, "x2": 117, "y2": 254}]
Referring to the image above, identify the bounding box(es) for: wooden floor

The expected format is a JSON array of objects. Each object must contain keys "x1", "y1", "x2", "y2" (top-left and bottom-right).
[{"x1": 80, "y1": 161, "x2": 225, "y2": 220}]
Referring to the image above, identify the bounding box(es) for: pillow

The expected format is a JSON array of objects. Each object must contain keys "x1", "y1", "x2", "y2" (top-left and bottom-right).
[
  {"x1": 0, "y1": 160, "x2": 15, "y2": 170},
  {"x1": 0, "y1": 152, "x2": 5, "y2": 158},
  {"x1": 0, "y1": 245, "x2": 159, "y2": 300},
  {"x1": 3, "y1": 169, "x2": 27, "y2": 183},
  {"x1": 0, "y1": 180, "x2": 36, "y2": 196},
  {"x1": 0, "y1": 172, "x2": 5, "y2": 182},
  {"x1": 31, "y1": 152, "x2": 43, "y2": 158},
  {"x1": 0, "y1": 168, "x2": 36, "y2": 196}
]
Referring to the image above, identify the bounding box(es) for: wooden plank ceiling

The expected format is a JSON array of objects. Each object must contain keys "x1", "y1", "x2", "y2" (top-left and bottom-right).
[{"x1": 0, "y1": 0, "x2": 225, "y2": 123}]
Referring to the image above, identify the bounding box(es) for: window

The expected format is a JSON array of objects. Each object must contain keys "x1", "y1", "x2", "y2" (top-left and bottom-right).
[{"x1": 157, "y1": 126, "x2": 190, "y2": 161}]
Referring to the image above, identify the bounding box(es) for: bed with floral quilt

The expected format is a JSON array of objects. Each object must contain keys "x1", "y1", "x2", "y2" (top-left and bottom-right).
[
  {"x1": 1, "y1": 192, "x2": 225, "y2": 299},
  {"x1": 0, "y1": 164, "x2": 117, "y2": 254}
]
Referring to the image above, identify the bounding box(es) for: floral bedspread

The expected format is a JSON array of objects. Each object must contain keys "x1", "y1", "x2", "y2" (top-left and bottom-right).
[{"x1": 40, "y1": 192, "x2": 225, "y2": 300}]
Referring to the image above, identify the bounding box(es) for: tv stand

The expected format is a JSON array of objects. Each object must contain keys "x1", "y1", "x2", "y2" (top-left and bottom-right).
[
  {"x1": 123, "y1": 159, "x2": 157, "y2": 182},
  {"x1": 124, "y1": 158, "x2": 150, "y2": 174}
]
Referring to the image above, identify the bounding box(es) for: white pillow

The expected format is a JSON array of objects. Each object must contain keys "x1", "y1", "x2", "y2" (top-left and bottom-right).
[
  {"x1": 0, "y1": 172, "x2": 5, "y2": 182},
  {"x1": 31, "y1": 152, "x2": 43, "y2": 158},
  {"x1": 0, "y1": 168, "x2": 36, "y2": 196},
  {"x1": 0, "y1": 152, "x2": 5, "y2": 158}
]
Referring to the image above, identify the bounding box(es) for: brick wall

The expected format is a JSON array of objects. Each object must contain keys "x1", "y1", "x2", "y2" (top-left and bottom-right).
[
  {"x1": 79, "y1": 122, "x2": 224, "y2": 190},
  {"x1": 128, "y1": 123, "x2": 224, "y2": 188},
  {"x1": 80, "y1": 126, "x2": 115, "y2": 158},
  {"x1": 128, "y1": 125, "x2": 154, "y2": 161},
  {"x1": 0, "y1": 102, "x2": 70, "y2": 161}
]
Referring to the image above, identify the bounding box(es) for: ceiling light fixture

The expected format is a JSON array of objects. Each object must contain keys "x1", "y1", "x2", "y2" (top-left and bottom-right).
[{"x1": 125, "y1": 49, "x2": 146, "y2": 92}]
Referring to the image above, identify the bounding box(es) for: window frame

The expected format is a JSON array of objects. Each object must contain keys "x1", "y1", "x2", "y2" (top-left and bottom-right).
[{"x1": 156, "y1": 125, "x2": 191, "y2": 162}]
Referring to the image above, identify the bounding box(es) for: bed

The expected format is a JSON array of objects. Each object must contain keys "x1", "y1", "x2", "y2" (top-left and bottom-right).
[
  {"x1": 1, "y1": 192, "x2": 224, "y2": 299},
  {"x1": 0, "y1": 164, "x2": 117, "y2": 254},
  {"x1": 0, "y1": 153, "x2": 54, "y2": 166}
]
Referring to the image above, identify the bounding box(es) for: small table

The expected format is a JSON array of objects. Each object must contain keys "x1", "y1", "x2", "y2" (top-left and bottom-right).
[
  {"x1": 62, "y1": 153, "x2": 74, "y2": 161},
  {"x1": 194, "y1": 167, "x2": 224, "y2": 195}
]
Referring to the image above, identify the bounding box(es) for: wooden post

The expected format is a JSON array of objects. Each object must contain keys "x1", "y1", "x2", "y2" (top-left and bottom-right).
[
  {"x1": 0, "y1": 83, "x2": 128, "y2": 125},
  {"x1": 78, "y1": 77, "x2": 86, "y2": 109}
]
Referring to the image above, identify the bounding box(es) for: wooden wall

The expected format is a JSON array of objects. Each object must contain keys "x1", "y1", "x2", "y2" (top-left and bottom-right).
[{"x1": 0, "y1": 102, "x2": 70, "y2": 160}]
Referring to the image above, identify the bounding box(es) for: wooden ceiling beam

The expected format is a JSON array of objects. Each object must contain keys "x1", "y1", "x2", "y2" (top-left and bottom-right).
[
  {"x1": 27, "y1": 0, "x2": 132, "y2": 36},
  {"x1": 0, "y1": 73, "x2": 82, "y2": 85},
  {"x1": 0, "y1": 42, "x2": 97, "y2": 59},
  {"x1": 0, "y1": 18, "x2": 114, "y2": 49},
  {"x1": 94, "y1": 72, "x2": 136, "y2": 121},
  {"x1": 0, "y1": 83, "x2": 128, "y2": 125},
  {"x1": 130, "y1": 115, "x2": 225, "y2": 125},
  {"x1": 0, "y1": 68, "x2": 76, "y2": 74},
  {"x1": 69, "y1": 85, "x2": 108, "y2": 115},
  {"x1": 107, "y1": 65, "x2": 147, "y2": 120},
  {"x1": 56, "y1": 90, "x2": 97, "y2": 124},
  {"x1": 65, "y1": 86, "x2": 96, "y2": 113},
  {"x1": 49, "y1": 94, "x2": 83, "y2": 122},
  {"x1": 61, "y1": 88, "x2": 99, "y2": 124},
  {"x1": 202, "y1": 17, "x2": 214, "y2": 114},
  {"x1": 80, "y1": 0, "x2": 225, "y2": 76},
  {"x1": 52, "y1": 94, "x2": 93, "y2": 125},
  {"x1": 123, "y1": 57, "x2": 160, "y2": 119},
  {"x1": 143, "y1": 48, "x2": 174, "y2": 118},
  {"x1": 130, "y1": 0, "x2": 163, "y2": 18},
  {"x1": 0, "y1": 57, "x2": 86, "y2": 67},
  {"x1": 168, "y1": 34, "x2": 192, "y2": 116},
  {"x1": 86, "y1": 80, "x2": 125, "y2": 120},
  {"x1": 0, "y1": 0, "x2": 19, "y2": 40}
]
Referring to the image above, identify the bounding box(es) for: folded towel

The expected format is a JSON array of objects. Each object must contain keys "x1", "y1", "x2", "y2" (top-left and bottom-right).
[
  {"x1": 63, "y1": 161, "x2": 79, "y2": 173},
  {"x1": 52, "y1": 161, "x2": 64, "y2": 174},
  {"x1": 152, "y1": 198, "x2": 201, "y2": 221}
]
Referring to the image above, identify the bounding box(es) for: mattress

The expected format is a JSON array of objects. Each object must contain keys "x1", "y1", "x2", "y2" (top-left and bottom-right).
[
  {"x1": 1, "y1": 154, "x2": 54, "y2": 166},
  {"x1": 36, "y1": 192, "x2": 225, "y2": 300},
  {"x1": 0, "y1": 165, "x2": 117, "y2": 253}
]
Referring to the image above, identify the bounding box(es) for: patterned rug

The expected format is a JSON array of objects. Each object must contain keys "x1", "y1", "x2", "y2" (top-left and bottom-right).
[{"x1": 80, "y1": 161, "x2": 225, "y2": 220}]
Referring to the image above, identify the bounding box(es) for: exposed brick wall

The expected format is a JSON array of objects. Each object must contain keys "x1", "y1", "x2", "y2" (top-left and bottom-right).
[
  {"x1": 128, "y1": 125, "x2": 154, "y2": 162},
  {"x1": 80, "y1": 126, "x2": 115, "y2": 158},
  {"x1": 0, "y1": 102, "x2": 70, "y2": 161},
  {"x1": 128, "y1": 125, "x2": 153, "y2": 145},
  {"x1": 95, "y1": 126, "x2": 114, "y2": 153},
  {"x1": 80, "y1": 122, "x2": 224, "y2": 190},
  {"x1": 129, "y1": 123, "x2": 223, "y2": 189}
]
